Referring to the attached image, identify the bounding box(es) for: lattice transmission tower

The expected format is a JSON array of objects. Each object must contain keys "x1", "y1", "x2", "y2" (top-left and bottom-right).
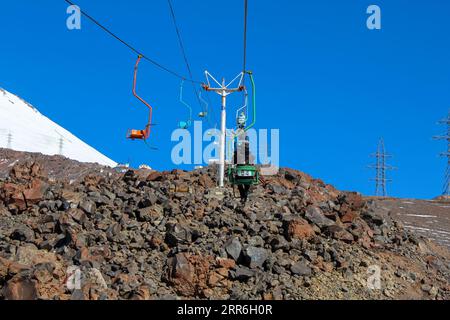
[
  {"x1": 55, "y1": 130, "x2": 72, "y2": 157},
  {"x1": 7, "y1": 132, "x2": 12, "y2": 149},
  {"x1": 433, "y1": 111, "x2": 450, "y2": 196},
  {"x1": 368, "y1": 138, "x2": 396, "y2": 197}
]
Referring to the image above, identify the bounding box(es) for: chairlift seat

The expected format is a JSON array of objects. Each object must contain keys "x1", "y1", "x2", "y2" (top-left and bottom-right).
[
  {"x1": 178, "y1": 121, "x2": 189, "y2": 130},
  {"x1": 126, "y1": 55, "x2": 153, "y2": 142},
  {"x1": 228, "y1": 164, "x2": 259, "y2": 186},
  {"x1": 127, "y1": 129, "x2": 147, "y2": 140}
]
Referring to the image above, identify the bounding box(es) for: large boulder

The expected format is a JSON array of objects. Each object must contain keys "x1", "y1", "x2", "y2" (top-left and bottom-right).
[
  {"x1": 283, "y1": 216, "x2": 315, "y2": 241},
  {"x1": 305, "y1": 206, "x2": 335, "y2": 228},
  {"x1": 166, "y1": 253, "x2": 212, "y2": 297}
]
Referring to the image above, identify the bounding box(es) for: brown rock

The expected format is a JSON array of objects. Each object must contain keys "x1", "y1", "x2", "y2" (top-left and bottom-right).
[
  {"x1": 5, "y1": 261, "x2": 30, "y2": 276},
  {"x1": 216, "y1": 268, "x2": 229, "y2": 278},
  {"x1": 130, "y1": 286, "x2": 151, "y2": 300},
  {"x1": 83, "y1": 174, "x2": 104, "y2": 188},
  {"x1": 216, "y1": 258, "x2": 236, "y2": 270},
  {"x1": 148, "y1": 233, "x2": 164, "y2": 249},
  {"x1": 194, "y1": 207, "x2": 205, "y2": 220},
  {"x1": 325, "y1": 225, "x2": 354, "y2": 243},
  {"x1": 22, "y1": 179, "x2": 48, "y2": 205},
  {"x1": 199, "y1": 175, "x2": 215, "y2": 188},
  {"x1": 208, "y1": 272, "x2": 223, "y2": 287},
  {"x1": 339, "y1": 192, "x2": 365, "y2": 223},
  {"x1": 166, "y1": 253, "x2": 211, "y2": 297},
  {"x1": 342, "y1": 192, "x2": 365, "y2": 210},
  {"x1": 264, "y1": 176, "x2": 295, "y2": 190},
  {"x1": 76, "y1": 268, "x2": 109, "y2": 301},
  {"x1": 34, "y1": 269, "x2": 65, "y2": 300},
  {"x1": 315, "y1": 258, "x2": 334, "y2": 273},
  {"x1": 1, "y1": 178, "x2": 48, "y2": 210},
  {"x1": 68, "y1": 208, "x2": 86, "y2": 223},
  {"x1": 3, "y1": 182, "x2": 26, "y2": 210},
  {"x1": 0, "y1": 257, "x2": 9, "y2": 278},
  {"x1": 284, "y1": 217, "x2": 315, "y2": 240},
  {"x1": 138, "y1": 205, "x2": 163, "y2": 222},
  {"x1": 147, "y1": 171, "x2": 164, "y2": 182},
  {"x1": 340, "y1": 211, "x2": 357, "y2": 224},
  {"x1": 15, "y1": 246, "x2": 60, "y2": 267},
  {"x1": 4, "y1": 277, "x2": 38, "y2": 300},
  {"x1": 10, "y1": 162, "x2": 46, "y2": 182},
  {"x1": 167, "y1": 253, "x2": 195, "y2": 296},
  {"x1": 359, "y1": 235, "x2": 373, "y2": 249},
  {"x1": 263, "y1": 292, "x2": 274, "y2": 300},
  {"x1": 78, "y1": 247, "x2": 91, "y2": 261},
  {"x1": 170, "y1": 184, "x2": 191, "y2": 193},
  {"x1": 62, "y1": 190, "x2": 83, "y2": 205}
]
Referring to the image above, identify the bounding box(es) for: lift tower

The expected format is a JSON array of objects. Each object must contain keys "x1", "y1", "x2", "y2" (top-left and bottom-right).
[{"x1": 202, "y1": 72, "x2": 245, "y2": 187}]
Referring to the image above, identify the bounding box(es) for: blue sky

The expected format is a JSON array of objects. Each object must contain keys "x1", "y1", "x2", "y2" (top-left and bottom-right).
[{"x1": 1, "y1": 0, "x2": 449, "y2": 199}]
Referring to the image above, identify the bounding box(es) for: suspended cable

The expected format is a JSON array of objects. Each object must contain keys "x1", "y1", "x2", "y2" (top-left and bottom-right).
[
  {"x1": 64, "y1": 0, "x2": 201, "y2": 84},
  {"x1": 166, "y1": 0, "x2": 207, "y2": 122},
  {"x1": 243, "y1": 0, "x2": 248, "y2": 73},
  {"x1": 167, "y1": 0, "x2": 195, "y2": 86}
]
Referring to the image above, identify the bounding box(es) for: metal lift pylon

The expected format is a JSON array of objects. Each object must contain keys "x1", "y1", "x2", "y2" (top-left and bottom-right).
[{"x1": 202, "y1": 71, "x2": 245, "y2": 188}]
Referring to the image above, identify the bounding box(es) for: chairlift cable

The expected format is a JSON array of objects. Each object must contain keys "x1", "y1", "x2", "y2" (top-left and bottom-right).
[
  {"x1": 166, "y1": 0, "x2": 207, "y2": 124},
  {"x1": 166, "y1": 0, "x2": 220, "y2": 130},
  {"x1": 243, "y1": 0, "x2": 249, "y2": 74},
  {"x1": 63, "y1": 0, "x2": 201, "y2": 84}
]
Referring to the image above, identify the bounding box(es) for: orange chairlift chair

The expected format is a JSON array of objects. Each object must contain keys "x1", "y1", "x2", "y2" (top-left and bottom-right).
[{"x1": 127, "y1": 55, "x2": 153, "y2": 141}]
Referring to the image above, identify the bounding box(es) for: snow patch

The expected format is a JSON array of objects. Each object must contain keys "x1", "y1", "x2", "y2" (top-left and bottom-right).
[
  {"x1": 404, "y1": 225, "x2": 450, "y2": 236},
  {"x1": 402, "y1": 214, "x2": 438, "y2": 218}
]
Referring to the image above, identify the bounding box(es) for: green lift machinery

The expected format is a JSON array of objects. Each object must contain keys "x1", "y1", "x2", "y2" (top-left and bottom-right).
[{"x1": 228, "y1": 71, "x2": 259, "y2": 201}]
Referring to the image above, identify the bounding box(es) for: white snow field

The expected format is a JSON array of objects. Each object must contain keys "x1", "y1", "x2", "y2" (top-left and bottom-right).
[{"x1": 0, "y1": 87, "x2": 117, "y2": 167}]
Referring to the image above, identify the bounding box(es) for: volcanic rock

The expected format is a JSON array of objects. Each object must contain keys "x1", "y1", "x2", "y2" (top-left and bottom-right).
[
  {"x1": 283, "y1": 216, "x2": 315, "y2": 241},
  {"x1": 243, "y1": 246, "x2": 268, "y2": 269},
  {"x1": 305, "y1": 206, "x2": 335, "y2": 228},
  {"x1": 225, "y1": 237, "x2": 242, "y2": 261},
  {"x1": 290, "y1": 261, "x2": 312, "y2": 276},
  {"x1": 0, "y1": 150, "x2": 449, "y2": 300}
]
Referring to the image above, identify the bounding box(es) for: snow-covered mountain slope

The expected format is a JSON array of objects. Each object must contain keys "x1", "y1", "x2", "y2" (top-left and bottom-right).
[{"x1": 0, "y1": 87, "x2": 117, "y2": 167}]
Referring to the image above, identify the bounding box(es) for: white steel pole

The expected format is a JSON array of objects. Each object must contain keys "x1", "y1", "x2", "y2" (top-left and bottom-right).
[{"x1": 219, "y1": 87, "x2": 227, "y2": 188}]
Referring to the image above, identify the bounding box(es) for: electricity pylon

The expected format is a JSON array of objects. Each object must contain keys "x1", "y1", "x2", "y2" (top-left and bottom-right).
[
  {"x1": 368, "y1": 138, "x2": 396, "y2": 197},
  {"x1": 7, "y1": 132, "x2": 12, "y2": 149},
  {"x1": 433, "y1": 111, "x2": 450, "y2": 196},
  {"x1": 55, "y1": 130, "x2": 72, "y2": 157}
]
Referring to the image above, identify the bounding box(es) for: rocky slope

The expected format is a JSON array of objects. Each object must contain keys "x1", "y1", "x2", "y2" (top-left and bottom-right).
[
  {"x1": 367, "y1": 198, "x2": 450, "y2": 250},
  {"x1": 0, "y1": 150, "x2": 449, "y2": 300},
  {"x1": 0, "y1": 148, "x2": 117, "y2": 182}
]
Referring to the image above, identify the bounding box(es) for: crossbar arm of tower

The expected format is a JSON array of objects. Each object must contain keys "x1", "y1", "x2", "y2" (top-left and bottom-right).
[
  {"x1": 433, "y1": 110, "x2": 450, "y2": 197},
  {"x1": 368, "y1": 138, "x2": 397, "y2": 197}
]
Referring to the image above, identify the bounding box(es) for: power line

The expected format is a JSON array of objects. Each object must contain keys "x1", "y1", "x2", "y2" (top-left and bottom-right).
[{"x1": 64, "y1": 0, "x2": 201, "y2": 84}]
